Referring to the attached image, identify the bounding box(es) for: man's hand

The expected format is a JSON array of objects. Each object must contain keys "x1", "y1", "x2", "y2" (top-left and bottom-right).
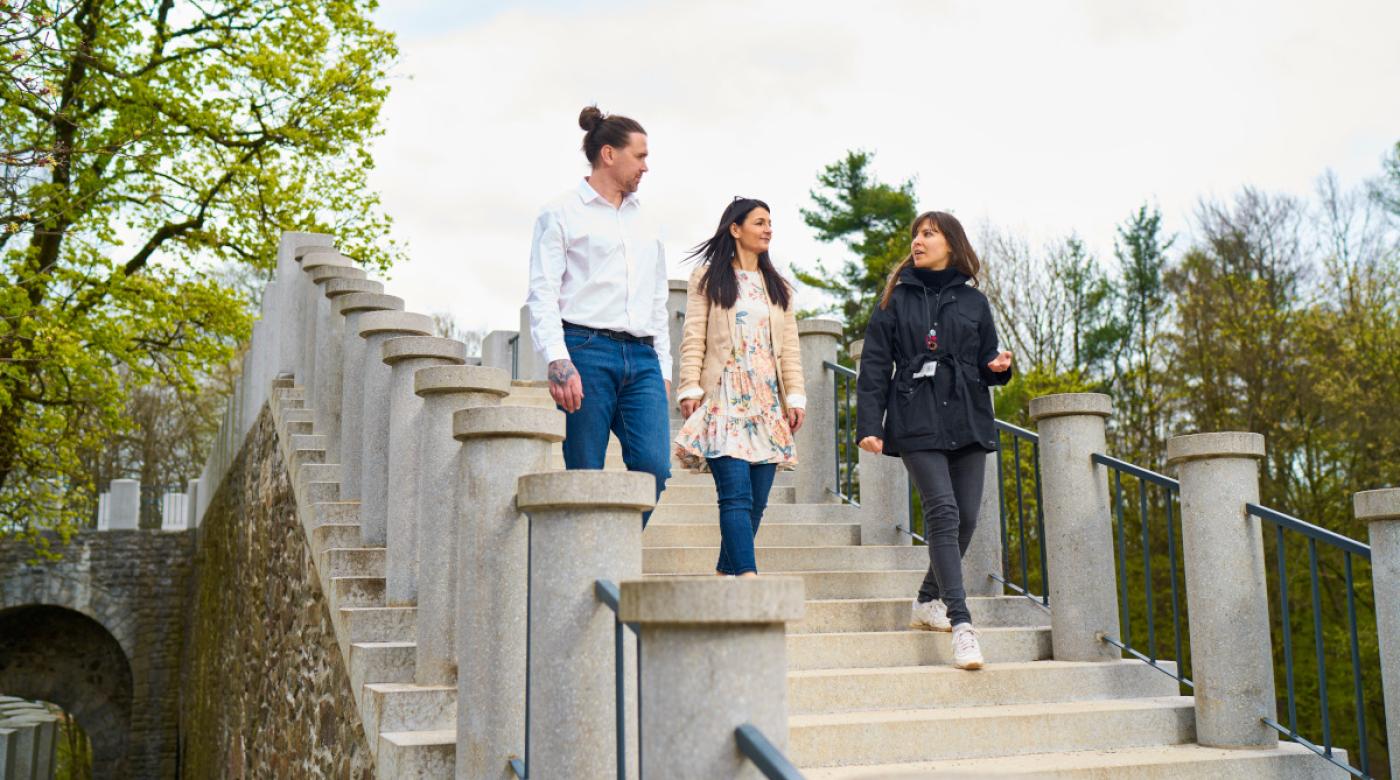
[
  {"x1": 987, "y1": 350, "x2": 1013, "y2": 373},
  {"x1": 548, "y1": 359, "x2": 584, "y2": 413},
  {"x1": 858, "y1": 436, "x2": 883, "y2": 454},
  {"x1": 787, "y1": 407, "x2": 806, "y2": 433},
  {"x1": 679, "y1": 398, "x2": 700, "y2": 418}
]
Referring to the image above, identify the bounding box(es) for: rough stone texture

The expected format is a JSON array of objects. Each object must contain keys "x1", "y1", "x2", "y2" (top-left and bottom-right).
[
  {"x1": 518, "y1": 471, "x2": 651, "y2": 778},
  {"x1": 0, "y1": 529, "x2": 195, "y2": 778},
  {"x1": 1361, "y1": 489, "x2": 1400, "y2": 779},
  {"x1": 413, "y1": 366, "x2": 510, "y2": 687},
  {"x1": 1029, "y1": 393, "x2": 1122, "y2": 662},
  {"x1": 795, "y1": 319, "x2": 843, "y2": 505},
  {"x1": 179, "y1": 405, "x2": 373, "y2": 778},
  {"x1": 1166, "y1": 432, "x2": 1277, "y2": 748},
  {"x1": 620, "y1": 577, "x2": 802, "y2": 779}
]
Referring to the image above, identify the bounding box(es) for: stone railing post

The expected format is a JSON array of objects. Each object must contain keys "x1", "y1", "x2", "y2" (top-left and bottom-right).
[
  {"x1": 480, "y1": 330, "x2": 518, "y2": 374},
  {"x1": 299, "y1": 250, "x2": 357, "y2": 407},
  {"x1": 1166, "y1": 431, "x2": 1276, "y2": 748},
  {"x1": 620, "y1": 577, "x2": 804, "y2": 779},
  {"x1": 666, "y1": 278, "x2": 688, "y2": 393},
  {"x1": 453, "y1": 406, "x2": 565, "y2": 780},
  {"x1": 1357, "y1": 487, "x2": 1400, "y2": 778},
  {"x1": 333, "y1": 292, "x2": 402, "y2": 501},
  {"x1": 517, "y1": 470, "x2": 652, "y2": 777},
  {"x1": 516, "y1": 304, "x2": 546, "y2": 381},
  {"x1": 413, "y1": 365, "x2": 511, "y2": 687},
  {"x1": 108, "y1": 479, "x2": 140, "y2": 530},
  {"x1": 381, "y1": 336, "x2": 467, "y2": 607},
  {"x1": 964, "y1": 404, "x2": 1005, "y2": 597},
  {"x1": 275, "y1": 232, "x2": 332, "y2": 378},
  {"x1": 315, "y1": 278, "x2": 383, "y2": 462},
  {"x1": 1028, "y1": 393, "x2": 1120, "y2": 661},
  {"x1": 794, "y1": 318, "x2": 843, "y2": 504},
  {"x1": 847, "y1": 339, "x2": 909, "y2": 546}
]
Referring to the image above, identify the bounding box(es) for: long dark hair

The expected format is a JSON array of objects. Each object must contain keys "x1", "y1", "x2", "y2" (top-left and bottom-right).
[
  {"x1": 687, "y1": 197, "x2": 793, "y2": 310},
  {"x1": 578, "y1": 105, "x2": 645, "y2": 167},
  {"x1": 878, "y1": 210, "x2": 981, "y2": 309}
]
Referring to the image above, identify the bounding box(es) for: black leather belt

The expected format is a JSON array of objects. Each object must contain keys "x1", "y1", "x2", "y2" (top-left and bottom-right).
[{"x1": 562, "y1": 321, "x2": 654, "y2": 346}]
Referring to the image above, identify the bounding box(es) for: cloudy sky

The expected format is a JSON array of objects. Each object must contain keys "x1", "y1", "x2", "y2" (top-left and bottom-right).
[{"x1": 365, "y1": 0, "x2": 1400, "y2": 337}]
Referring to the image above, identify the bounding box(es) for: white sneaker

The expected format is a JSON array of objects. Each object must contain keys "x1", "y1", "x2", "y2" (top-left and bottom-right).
[
  {"x1": 952, "y1": 624, "x2": 984, "y2": 670},
  {"x1": 909, "y1": 599, "x2": 952, "y2": 632}
]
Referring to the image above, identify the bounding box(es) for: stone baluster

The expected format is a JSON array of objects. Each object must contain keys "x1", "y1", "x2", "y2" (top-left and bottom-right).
[
  {"x1": 413, "y1": 365, "x2": 511, "y2": 687},
  {"x1": 355, "y1": 311, "x2": 433, "y2": 547},
  {"x1": 1166, "y1": 431, "x2": 1276, "y2": 747},
  {"x1": 619, "y1": 577, "x2": 804, "y2": 779},
  {"x1": 381, "y1": 336, "x2": 467, "y2": 606},
  {"x1": 1357, "y1": 487, "x2": 1400, "y2": 778},
  {"x1": 275, "y1": 232, "x2": 332, "y2": 378},
  {"x1": 108, "y1": 479, "x2": 140, "y2": 531},
  {"x1": 665, "y1": 277, "x2": 688, "y2": 393},
  {"x1": 517, "y1": 470, "x2": 653, "y2": 777},
  {"x1": 315, "y1": 278, "x2": 383, "y2": 462},
  {"x1": 1028, "y1": 393, "x2": 1121, "y2": 661},
  {"x1": 303, "y1": 258, "x2": 364, "y2": 413},
  {"x1": 453, "y1": 406, "x2": 565, "y2": 779},
  {"x1": 185, "y1": 479, "x2": 201, "y2": 530},
  {"x1": 794, "y1": 318, "x2": 843, "y2": 504},
  {"x1": 480, "y1": 330, "x2": 518, "y2": 374},
  {"x1": 333, "y1": 293, "x2": 403, "y2": 501},
  {"x1": 515, "y1": 304, "x2": 546, "y2": 381},
  {"x1": 846, "y1": 339, "x2": 910, "y2": 547},
  {"x1": 297, "y1": 249, "x2": 354, "y2": 405}
]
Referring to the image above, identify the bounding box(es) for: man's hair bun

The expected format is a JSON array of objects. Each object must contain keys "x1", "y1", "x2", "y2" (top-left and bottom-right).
[{"x1": 578, "y1": 105, "x2": 605, "y2": 133}]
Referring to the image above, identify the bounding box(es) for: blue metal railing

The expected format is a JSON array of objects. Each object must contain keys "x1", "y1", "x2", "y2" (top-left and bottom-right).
[
  {"x1": 825, "y1": 361, "x2": 859, "y2": 505},
  {"x1": 736, "y1": 724, "x2": 806, "y2": 780},
  {"x1": 1092, "y1": 453, "x2": 1191, "y2": 691},
  {"x1": 1248, "y1": 502, "x2": 1377, "y2": 779}
]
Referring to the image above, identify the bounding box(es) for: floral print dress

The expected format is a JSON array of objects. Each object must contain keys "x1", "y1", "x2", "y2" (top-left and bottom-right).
[{"x1": 674, "y1": 270, "x2": 798, "y2": 471}]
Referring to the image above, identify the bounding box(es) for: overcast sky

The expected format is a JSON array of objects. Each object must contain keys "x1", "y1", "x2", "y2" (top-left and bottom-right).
[{"x1": 364, "y1": 0, "x2": 1400, "y2": 337}]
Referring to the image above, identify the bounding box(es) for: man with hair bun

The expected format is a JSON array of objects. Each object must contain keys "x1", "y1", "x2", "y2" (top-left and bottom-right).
[{"x1": 525, "y1": 105, "x2": 671, "y2": 523}]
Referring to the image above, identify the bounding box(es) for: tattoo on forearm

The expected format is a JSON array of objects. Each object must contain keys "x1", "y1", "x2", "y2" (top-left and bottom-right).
[{"x1": 548, "y1": 359, "x2": 577, "y2": 386}]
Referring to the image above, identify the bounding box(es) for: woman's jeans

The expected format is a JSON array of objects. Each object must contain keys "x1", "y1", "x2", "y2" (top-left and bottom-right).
[
  {"x1": 707, "y1": 456, "x2": 778, "y2": 575},
  {"x1": 901, "y1": 447, "x2": 986, "y2": 627}
]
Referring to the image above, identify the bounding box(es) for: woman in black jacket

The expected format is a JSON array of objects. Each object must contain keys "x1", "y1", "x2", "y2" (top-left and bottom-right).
[{"x1": 856, "y1": 210, "x2": 1013, "y2": 670}]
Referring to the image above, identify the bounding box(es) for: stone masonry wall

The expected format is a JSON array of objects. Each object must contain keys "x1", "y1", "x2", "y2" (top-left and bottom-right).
[{"x1": 179, "y1": 404, "x2": 373, "y2": 778}]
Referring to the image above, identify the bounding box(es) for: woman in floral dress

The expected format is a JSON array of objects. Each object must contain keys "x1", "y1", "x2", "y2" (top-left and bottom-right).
[{"x1": 674, "y1": 197, "x2": 807, "y2": 578}]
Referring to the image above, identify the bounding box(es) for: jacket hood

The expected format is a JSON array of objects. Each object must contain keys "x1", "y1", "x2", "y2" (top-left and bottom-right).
[{"x1": 897, "y1": 264, "x2": 969, "y2": 290}]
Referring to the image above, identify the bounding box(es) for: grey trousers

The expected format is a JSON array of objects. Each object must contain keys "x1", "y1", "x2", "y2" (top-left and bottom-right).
[{"x1": 901, "y1": 446, "x2": 986, "y2": 627}]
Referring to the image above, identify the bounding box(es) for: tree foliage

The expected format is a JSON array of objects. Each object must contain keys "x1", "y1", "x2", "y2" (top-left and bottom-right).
[{"x1": 0, "y1": 0, "x2": 400, "y2": 550}]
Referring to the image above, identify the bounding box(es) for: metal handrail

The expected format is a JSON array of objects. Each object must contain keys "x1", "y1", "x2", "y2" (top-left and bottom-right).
[
  {"x1": 1247, "y1": 503, "x2": 1375, "y2": 778},
  {"x1": 823, "y1": 361, "x2": 859, "y2": 506},
  {"x1": 993, "y1": 421, "x2": 1049, "y2": 608},
  {"x1": 508, "y1": 333, "x2": 520, "y2": 380},
  {"x1": 735, "y1": 723, "x2": 806, "y2": 779}
]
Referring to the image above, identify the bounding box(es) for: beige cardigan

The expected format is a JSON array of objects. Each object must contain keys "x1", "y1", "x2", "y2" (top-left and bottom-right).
[{"x1": 675, "y1": 263, "x2": 806, "y2": 411}]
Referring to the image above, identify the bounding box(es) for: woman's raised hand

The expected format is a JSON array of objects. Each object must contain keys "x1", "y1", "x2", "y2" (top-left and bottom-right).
[
  {"x1": 987, "y1": 350, "x2": 1013, "y2": 373},
  {"x1": 858, "y1": 436, "x2": 883, "y2": 454}
]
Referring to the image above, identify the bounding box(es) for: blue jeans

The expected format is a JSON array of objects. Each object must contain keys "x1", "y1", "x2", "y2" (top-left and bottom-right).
[
  {"x1": 707, "y1": 456, "x2": 777, "y2": 575},
  {"x1": 560, "y1": 326, "x2": 671, "y2": 526}
]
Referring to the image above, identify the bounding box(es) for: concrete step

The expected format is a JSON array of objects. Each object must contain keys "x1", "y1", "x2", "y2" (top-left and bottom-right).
[
  {"x1": 801, "y1": 742, "x2": 1345, "y2": 779},
  {"x1": 650, "y1": 503, "x2": 858, "y2": 525},
  {"x1": 285, "y1": 419, "x2": 314, "y2": 436},
  {"x1": 295, "y1": 463, "x2": 341, "y2": 493},
  {"x1": 289, "y1": 445, "x2": 326, "y2": 474},
  {"x1": 362, "y1": 683, "x2": 455, "y2": 760},
  {"x1": 763, "y1": 570, "x2": 927, "y2": 600},
  {"x1": 349, "y1": 641, "x2": 416, "y2": 694},
  {"x1": 303, "y1": 480, "x2": 340, "y2": 505},
  {"x1": 791, "y1": 596, "x2": 1048, "y2": 634},
  {"x1": 788, "y1": 660, "x2": 1181, "y2": 715},
  {"x1": 378, "y1": 730, "x2": 455, "y2": 776},
  {"x1": 642, "y1": 523, "x2": 860, "y2": 548},
  {"x1": 332, "y1": 576, "x2": 385, "y2": 608},
  {"x1": 311, "y1": 523, "x2": 361, "y2": 554},
  {"x1": 657, "y1": 484, "x2": 796, "y2": 505},
  {"x1": 789, "y1": 696, "x2": 1195, "y2": 768},
  {"x1": 644, "y1": 545, "x2": 927, "y2": 575},
  {"x1": 339, "y1": 606, "x2": 416, "y2": 643},
  {"x1": 788, "y1": 627, "x2": 1052, "y2": 671},
  {"x1": 290, "y1": 433, "x2": 327, "y2": 452},
  {"x1": 324, "y1": 547, "x2": 385, "y2": 578},
  {"x1": 281, "y1": 407, "x2": 314, "y2": 426},
  {"x1": 666, "y1": 471, "x2": 797, "y2": 487},
  {"x1": 309, "y1": 501, "x2": 359, "y2": 527}
]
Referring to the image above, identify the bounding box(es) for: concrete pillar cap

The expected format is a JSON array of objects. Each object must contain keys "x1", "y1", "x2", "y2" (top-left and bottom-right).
[
  {"x1": 1029, "y1": 393, "x2": 1112, "y2": 421},
  {"x1": 382, "y1": 335, "x2": 466, "y2": 365},
  {"x1": 1166, "y1": 432, "x2": 1265, "y2": 465},
  {"x1": 516, "y1": 470, "x2": 655, "y2": 513},
  {"x1": 414, "y1": 365, "x2": 511, "y2": 397},
  {"x1": 295, "y1": 244, "x2": 337, "y2": 260},
  {"x1": 848, "y1": 338, "x2": 866, "y2": 363},
  {"x1": 358, "y1": 310, "x2": 433, "y2": 338},
  {"x1": 1355, "y1": 488, "x2": 1400, "y2": 522},
  {"x1": 334, "y1": 292, "x2": 402, "y2": 315},
  {"x1": 453, "y1": 405, "x2": 565, "y2": 442},
  {"x1": 324, "y1": 278, "x2": 383, "y2": 298},
  {"x1": 310, "y1": 264, "x2": 366, "y2": 283},
  {"x1": 797, "y1": 318, "x2": 844, "y2": 338},
  {"x1": 301, "y1": 250, "x2": 353, "y2": 271},
  {"x1": 619, "y1": 576, "x2": 805, "y2": 625},
  {"x1": 668, "y1": 278, "x2": 688, "y2": 293}
]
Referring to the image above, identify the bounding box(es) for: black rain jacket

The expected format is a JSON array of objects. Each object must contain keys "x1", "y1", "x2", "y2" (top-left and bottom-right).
[{"x1": 856, "y1": 266, "x2": 1013, "y2": 456}]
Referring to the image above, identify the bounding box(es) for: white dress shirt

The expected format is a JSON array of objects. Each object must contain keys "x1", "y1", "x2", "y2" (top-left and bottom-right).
[{"x1": 526, "y1": 179, "x2": 672, "y2": 382}]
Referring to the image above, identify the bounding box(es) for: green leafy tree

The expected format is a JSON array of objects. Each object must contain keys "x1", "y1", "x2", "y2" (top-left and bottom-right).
[
  {"x1": 1, "y1": 0, "x2": 401, "y2": 551},
  {"x1": 1050, "y1": 234, "x2": 1122, "y2": 378},
  {"x1": 1110, "y1": 204, "x2": 1174, "y2": 464},
  {"x1": 796, "y1": 150, "x2": 917, "y2": 343}
]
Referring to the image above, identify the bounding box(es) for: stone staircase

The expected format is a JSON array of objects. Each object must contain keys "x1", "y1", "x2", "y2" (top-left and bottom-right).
[{"x1": 270, "y1": 379, "x2": 1341, "y2": 778}]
